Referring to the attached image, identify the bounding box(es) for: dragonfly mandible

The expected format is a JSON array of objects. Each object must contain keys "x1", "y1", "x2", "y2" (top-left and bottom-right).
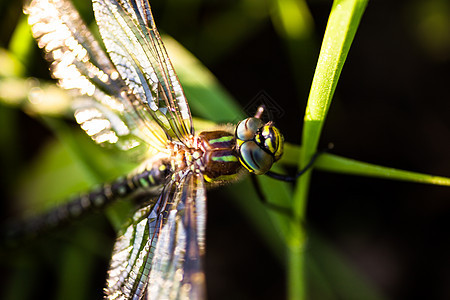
[{"x1": 19, "y1": 0, "x2": 285, "y2": 299}]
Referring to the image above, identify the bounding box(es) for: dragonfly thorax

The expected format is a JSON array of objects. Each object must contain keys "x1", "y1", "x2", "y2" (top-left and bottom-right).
[
  {"x1": 196, "y1": 130, "x2": 242, "y2": 182},
  {"x1": 166, "y1": 131, "x2": 241, "y2": 183}
]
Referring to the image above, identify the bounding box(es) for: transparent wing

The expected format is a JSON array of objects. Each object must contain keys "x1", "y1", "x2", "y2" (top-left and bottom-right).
[
  {"x1": 106, "y1": 172, "x2": 206, "y2": 300},
  {"x1": 146, "y1": 172, "x2": 206, "y2": 300},
  {"x1": 25, "y1": 0, "x2": 169, "y2": 157},
  {"x1": 106, "y1": 181, "x2": 174, "y2": 300},
  {"x1": 92, "y1": 0, "x2": 193, "y2": 143}
]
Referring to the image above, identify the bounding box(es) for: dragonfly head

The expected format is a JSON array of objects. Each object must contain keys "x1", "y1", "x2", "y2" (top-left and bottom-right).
[{"x1": 235, "y1": 117, "x2": 284, "y2": 175}]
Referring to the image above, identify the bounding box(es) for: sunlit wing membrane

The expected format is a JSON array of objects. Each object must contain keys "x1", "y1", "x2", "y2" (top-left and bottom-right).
[
  {"x1": 106, "y1": 177, "x2": 172, "y2": 300},
  {"x1": 128, "y1": 0, "x2": 193, "y2": 139},
  {"x1": 146, "y1": 172, "x2": 206, "y2": 300},
  {"x1": 105, "y1": 171, "x2": 206, "y2": 300},
  {"x1": 72, "y1": 96, "x2": 144, "y2": 154},
  {"x1": 25, "y1": 0, "x2": 169, "y2": 156},
  {"x1": 92, "y1": 0, "x2": 193, "y2": 143}
]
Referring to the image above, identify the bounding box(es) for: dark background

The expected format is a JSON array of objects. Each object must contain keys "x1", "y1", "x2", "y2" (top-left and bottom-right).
[{"x1": 0, "y1": 0, "x2": 449, "y2": 299}]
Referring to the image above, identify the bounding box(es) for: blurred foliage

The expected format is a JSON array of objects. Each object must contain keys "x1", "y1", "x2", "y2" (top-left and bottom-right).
[{"x1": 407, "y1": 0, "x2": 450, "y2": 61}]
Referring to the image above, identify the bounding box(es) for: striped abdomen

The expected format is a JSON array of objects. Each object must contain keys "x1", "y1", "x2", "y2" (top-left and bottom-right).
[{"x1": 2, "y1": 159, "x2": 171, "y2": 241}]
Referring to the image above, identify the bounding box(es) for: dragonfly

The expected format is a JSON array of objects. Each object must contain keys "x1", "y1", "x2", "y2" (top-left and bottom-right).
[{"x1": 15, "y1": 0, "x2": 285, "y2": 299}]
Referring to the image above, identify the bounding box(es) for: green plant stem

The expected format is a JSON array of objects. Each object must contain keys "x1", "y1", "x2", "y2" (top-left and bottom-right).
[{"x1": 287, "y1": 0, "x2": 368, "y2": 299}]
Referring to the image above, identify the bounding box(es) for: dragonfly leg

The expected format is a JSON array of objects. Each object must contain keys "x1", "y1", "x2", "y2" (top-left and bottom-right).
[
  {"x1": 250, "y1": 174, "x2": 293, "y2": 217},
  {"x1": 265, "y1": 150, "x2": 323, "y2": 182}
]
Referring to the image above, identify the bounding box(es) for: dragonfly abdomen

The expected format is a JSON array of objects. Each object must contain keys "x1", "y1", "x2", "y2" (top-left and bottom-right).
[{"x1": 3, "y1": 158, "x2": 171, "y2": 242}]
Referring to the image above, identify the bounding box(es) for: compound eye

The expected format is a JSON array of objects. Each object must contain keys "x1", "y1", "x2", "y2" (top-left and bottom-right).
[
  {"x1": 239, "y1": 141, "x2": 274, "y2": 175},
  {"x1": 256, "y1": 124, "x2": 284, "y2": 162},
  {"x1": 236, "y1": 117, "x2": 264, "y2": 141}
]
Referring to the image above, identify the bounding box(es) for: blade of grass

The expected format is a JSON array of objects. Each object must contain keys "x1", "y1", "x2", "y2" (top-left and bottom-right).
[
  {"x1": 288, "y1": 1, "x2": 369, "y2": 299},
  {"x1": 282, "y1": 143, "x2": 450, "y2": 186}
]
